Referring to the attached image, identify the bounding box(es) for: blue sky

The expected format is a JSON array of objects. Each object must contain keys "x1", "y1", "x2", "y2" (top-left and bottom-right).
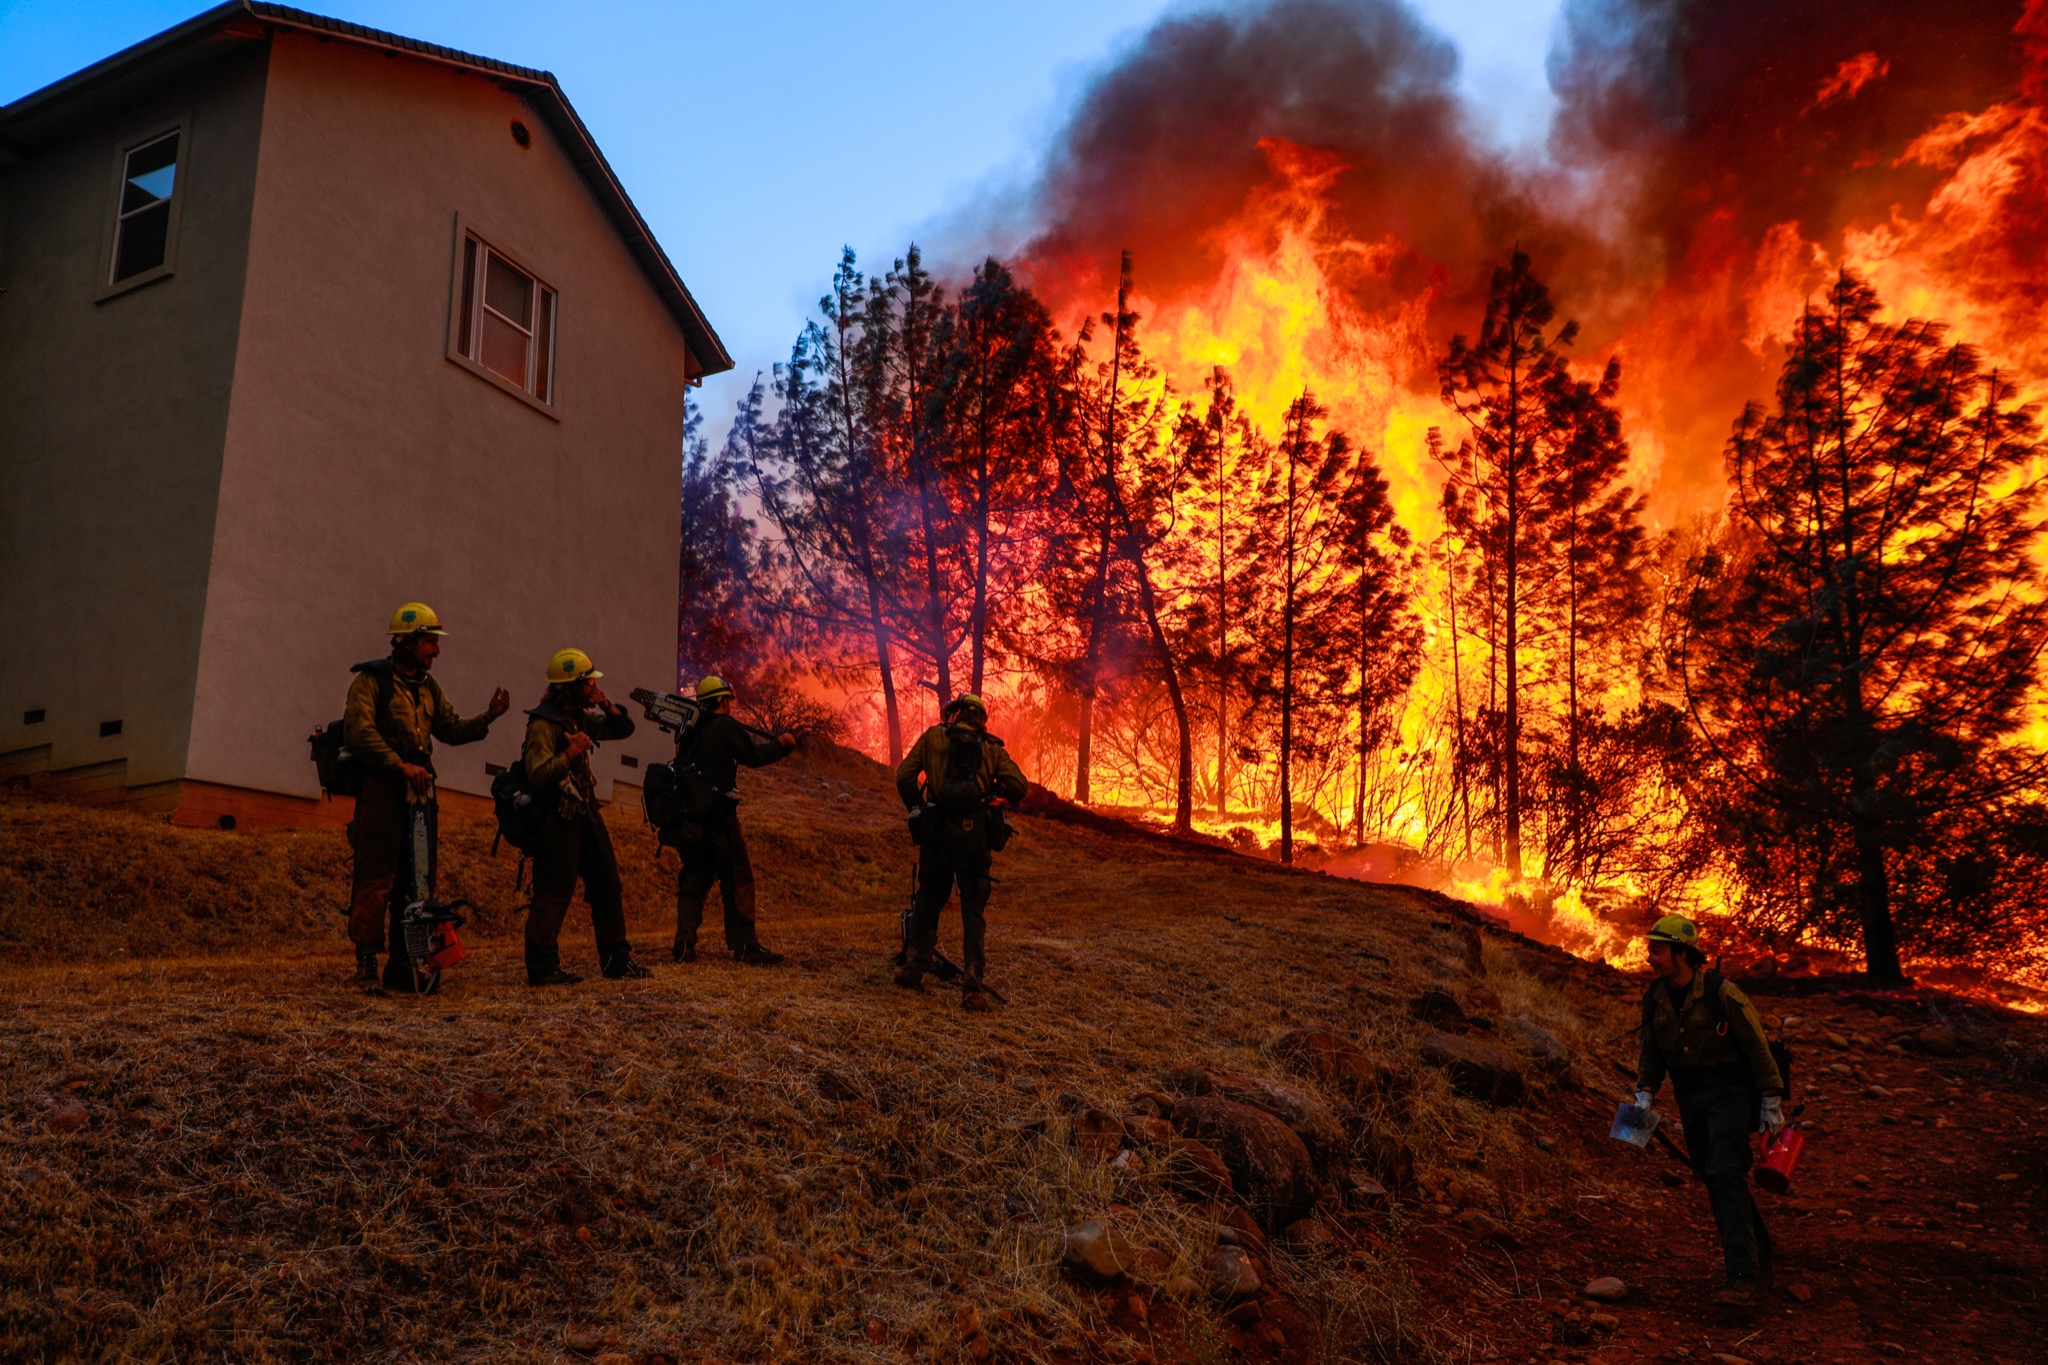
[{"x1": 0, "y1": 0, "x2": 1561, "y2": 434}]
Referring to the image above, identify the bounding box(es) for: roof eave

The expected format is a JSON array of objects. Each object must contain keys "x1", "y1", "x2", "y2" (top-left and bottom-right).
[{"x1": 0, "y1": 0, "x2": 733, "y2": 377}]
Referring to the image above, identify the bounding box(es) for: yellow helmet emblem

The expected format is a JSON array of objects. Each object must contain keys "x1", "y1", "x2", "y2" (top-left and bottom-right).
[
  {"x1": 546, "y1": 648, "x2": 602, "y2": 685},
  {"x1": 1646, "y1": 913, "x2": 1699, "y2": 949},
  {"x1": 695, "y1": 676, "x2": 734, "y2": 702},
  {"x1": 388, "y1": 602, "x2": 447, "y2": 637}
]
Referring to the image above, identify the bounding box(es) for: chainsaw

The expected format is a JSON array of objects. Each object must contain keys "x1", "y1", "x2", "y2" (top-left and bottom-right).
[{"x1": 398, "y1": 797, "x2": 470, "y2": 995}]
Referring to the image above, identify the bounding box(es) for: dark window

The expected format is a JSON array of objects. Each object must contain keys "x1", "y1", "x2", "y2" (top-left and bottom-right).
[
  {"x1": 99, "y1": 720, "x2": 123, "y2": 737},
  {"x1": 484, "y1": 762, "x2": 507, "y2": 776},
  {"x1": 620, "y1": 754, "x2": 640, "y2": 769},
  {"x1": 23, "y1": 709, "x2": 45, "y2": 725},
  {"x1": 113, "y1": 132, "x2": 178, "y2": 283},
  {"x1": 456, "y1": 234, "x2": 556, "y2": 403}
]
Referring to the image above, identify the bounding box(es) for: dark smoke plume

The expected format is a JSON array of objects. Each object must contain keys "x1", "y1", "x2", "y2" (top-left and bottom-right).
[{"x1": 1020, "y1": 0, "x2": 1578, "y2": 339}]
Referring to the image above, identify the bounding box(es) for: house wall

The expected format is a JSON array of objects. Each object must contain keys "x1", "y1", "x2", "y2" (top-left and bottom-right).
[
  {"x1": 0, "y1": 47, "x2": 270, "y2": 796},
  {"x1": 184, "y1": 30, "x2": 692, "y2": 807}
]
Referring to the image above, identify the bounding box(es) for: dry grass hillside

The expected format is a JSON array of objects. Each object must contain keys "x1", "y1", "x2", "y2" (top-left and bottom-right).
[{"x1": 3, "y1": 744, "x2": 2044, "y2": 1364}]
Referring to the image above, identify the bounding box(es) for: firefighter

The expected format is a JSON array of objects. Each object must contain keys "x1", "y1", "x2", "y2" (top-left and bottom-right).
[
  {"x1": 343, "y1": 602, "x2": 510, "y2": 989},
  {"x1": 1632, "y1": 913, "x2": 1786, "y2": 1307},
  {"x1": 521, "y1": 648, "x2": 648, "y2": 985},
  {"x1": 671, "y1": 676, "x2": 796, "y2": 966},
  {"x1": 893, "y1": 694, "x2": 1027, "y2": 1010}
]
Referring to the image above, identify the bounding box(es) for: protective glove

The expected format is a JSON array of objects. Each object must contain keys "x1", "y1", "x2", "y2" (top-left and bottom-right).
[
  {"x1": 1633, "y1": 1089, "x2": 1655, "y2": 1115},
  {"x1": 1760, "y1": 1094, "x2": 1785, "y2": 1134}
]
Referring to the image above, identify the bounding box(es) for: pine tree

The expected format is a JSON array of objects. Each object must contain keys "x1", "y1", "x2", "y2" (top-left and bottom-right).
[
  {"x1": 929, "y1": 258, "x2": 1060, "y2": 694},
  {"x1": 1531, "y1": 357, "x2": 1648, "y2": 880},
  {"x1": 744, "y1": 249, "x2": 911, "y2": 761},
  {"x1": 1330, "y1": 449, "x2": 1421, "y2": 842},
  {"x1": 1678, "y1": 271, "x2": 2048, "y2": 983},
  {"x1": 678, "y1": 390, "x2": 762, "y2": 685},
  {"x1": 1248, "y1": 392, "x2": 1354, "y2": 865},
  {"x1": 1178, "y1": 371, "x2": 1265, "y2": 816},
  {"x1": 1439, "y1": 250, "x2": 1579, "y2": 880}
]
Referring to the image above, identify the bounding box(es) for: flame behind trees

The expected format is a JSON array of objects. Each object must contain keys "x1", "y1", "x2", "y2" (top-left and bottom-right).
[
  {"x1": 1675, "y1": 272, "x2": 2048, "y2": 984},
  {"x1": 701, "y1": 241, "x2": 2048, "y2": 987}
]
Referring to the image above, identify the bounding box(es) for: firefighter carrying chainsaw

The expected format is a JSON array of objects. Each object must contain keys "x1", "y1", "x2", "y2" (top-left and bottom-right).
[
  {"x1": 327, "y1": 602, "x2": 509, "y2": 991},
  {"x1": 1628, "y1": 913, "x2": 1787, "y2": 1308},
  {"x1": 519, "y1": 648, "x2": 649, "y2": 986},
  {"x1": 649, "y1": 676, "x2": 797, "y2": 966},
  {"x1": 893, "y1": 694, "x2": 1027, "y2": 1010}
]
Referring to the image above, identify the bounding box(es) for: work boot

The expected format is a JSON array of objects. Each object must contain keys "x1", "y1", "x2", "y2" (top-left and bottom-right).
[
  {"x1": 671, "y1": 937, "x2": 697, "y2": 964},
  {"x1": 732, "y1": 943, "x2": 784, "y2": 966},
  {"x1": 1713, "y1": 1280, "x2": 1759, "y2": 1308},
  {"x1": 352, "y1": 949, "x2": 379, "y2": 985},
  {"x1": 893, "y1": 963, "x2": 925, "y2": 989},
  {"x1": 961, "y1": 990, "x2": 992, "y2": 1012},
  {"x1": 528, "y1": 967, "x2": 584, "y2": 988},
  {"x1": 603, "y1": 956, "x2": 652, "y2": 981}
]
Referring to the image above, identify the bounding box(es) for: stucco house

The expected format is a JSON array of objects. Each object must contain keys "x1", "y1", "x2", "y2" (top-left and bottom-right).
[{"x1": 0, "y1": 3, "x2": 731, "y2": 828}]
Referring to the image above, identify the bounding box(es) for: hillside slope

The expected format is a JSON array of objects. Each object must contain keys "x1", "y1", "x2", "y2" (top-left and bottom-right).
[{"x1": 2, "y1": 746, "x2": 2043, "y2": 1363}]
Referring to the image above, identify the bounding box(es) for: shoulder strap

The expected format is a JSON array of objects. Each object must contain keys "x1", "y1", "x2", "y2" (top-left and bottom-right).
[
  {"x1": 1703, "y1": 970, "x2": 1730, "y2": 1029},
  {"x1": 526, "y1": 702, "x2": 575, "y2": 727}
]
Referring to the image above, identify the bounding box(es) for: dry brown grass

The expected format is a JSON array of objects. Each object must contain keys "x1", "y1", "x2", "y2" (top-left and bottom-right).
[{"x1": 0, "y1": 748, "x2": 1615, "y2": 1363}]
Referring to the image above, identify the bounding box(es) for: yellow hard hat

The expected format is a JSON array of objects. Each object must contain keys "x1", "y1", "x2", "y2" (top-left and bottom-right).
[
  {"x1": 946, "y1": 692, "x2": 988, "y2": 719},
  {"x1": 696, "y1": 675, "x2": 734, "y2": 702},
  {"x1": 546, "y1": 648, "x2": 602, "y2": 685},
  {"x1": 1646, "y1": 914, "x2": 1699, "y2": 950},
  {"x1": 388, "y1": 602, "x2": 447, "y2": 637}
]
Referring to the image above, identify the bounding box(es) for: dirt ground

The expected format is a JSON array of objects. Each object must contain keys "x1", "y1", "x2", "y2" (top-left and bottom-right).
[{"x1": 2, "y1": 749, "x2": 2043, "y2": 1363}]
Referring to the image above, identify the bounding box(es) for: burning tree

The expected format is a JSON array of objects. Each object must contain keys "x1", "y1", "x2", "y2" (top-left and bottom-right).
[
  {"x1": 678, "y1": 392, "x2": 765, "y2": 687},
  {"x1": 744, "y1": 250, "x2": 914, "y2": 761},
  {"x1": 1677, "y1": 272, "x2": 2048, "y2": 984},
  {"x1": 1437, "y1": 251, "x2": 1582, "y2": 881}
]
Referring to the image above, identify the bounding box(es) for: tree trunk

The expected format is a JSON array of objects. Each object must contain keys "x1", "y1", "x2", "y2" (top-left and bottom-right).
[
  {"x1": 1216, "y1": 466, "x2": 1231, "y2": 817},
  {"x1": 969, "y1": 435, "x2": 992, "y2": 695},
  {"x1": 1279, "y1": 411, "x2": 1300, "y2": 867},
  {"x1": 1075, "y1": 522, "x2": 1113, "y2": 804},
  {"x1": 1502, "y1": 323, "x2": 1524, "y2": 881},
  {"x1": 1852, "y1": 809, "x2": 1904, "y2": 984},
  {"x1": 1448, "y1": 554, "x2": 1473, "y2": 859},
  {"x1": 1132, "y1": 552, "x2": 1193, "y2": 833}
]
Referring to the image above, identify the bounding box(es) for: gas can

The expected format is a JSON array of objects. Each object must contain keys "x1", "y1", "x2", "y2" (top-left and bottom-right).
[{"x1": 1754, "y1": 1126, "x2": 1805, "y2": 1194}]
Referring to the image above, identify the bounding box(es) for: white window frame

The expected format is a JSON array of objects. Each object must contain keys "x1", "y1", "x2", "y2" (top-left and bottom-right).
[
  {"x1": 96, "y1": 116, "x2": 191, "y2": 301},
  {"x1": 445, "y1": 215, "x2": 559, "y2": 417}
]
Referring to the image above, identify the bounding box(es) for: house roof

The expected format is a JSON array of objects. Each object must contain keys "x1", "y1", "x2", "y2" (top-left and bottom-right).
[{"x1": 0, "y1": 1, "x2": 733, "y2": 376}]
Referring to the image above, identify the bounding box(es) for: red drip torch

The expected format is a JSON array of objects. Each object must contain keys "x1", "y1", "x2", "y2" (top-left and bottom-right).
[{"x1": 1755, "y1": 1126, "x2": 1805, "y2": 1194}]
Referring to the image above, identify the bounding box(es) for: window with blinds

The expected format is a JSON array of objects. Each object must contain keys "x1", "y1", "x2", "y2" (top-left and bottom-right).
[{"x1": 454, "y1": 233, "x2": 556, "y2": 405}]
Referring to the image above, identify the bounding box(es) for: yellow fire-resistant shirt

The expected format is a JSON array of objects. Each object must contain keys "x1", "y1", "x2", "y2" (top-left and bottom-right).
[{"x1": 342, "y1": 662, "x2": 492, "y2": 774}]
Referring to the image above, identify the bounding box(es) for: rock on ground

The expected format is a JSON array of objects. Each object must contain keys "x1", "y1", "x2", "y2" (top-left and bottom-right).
[
  {"x1": 1062, "y1": 1218, "x2": 1138, "y2": 1281},
  {"x1": 1205, "y1": 1244, "x2": 1262, "y2": 1301},
  {"x1": 1204, "y1": 1070, "x2": 1348, "y2": 1161},
  {"x1": 1173, "y1": 1096, "x2": 1319, "y2": 1228},
  {"x1": 1274, "y1": 1028, "x2": 1397, "y2": 1096},
  {"x1": 1502, "y1": 1015, "x2": 1573, "y2": 1077},
  {"x1": 1420, "y1": 1031, "x2": 1528, "y2": 1107}
]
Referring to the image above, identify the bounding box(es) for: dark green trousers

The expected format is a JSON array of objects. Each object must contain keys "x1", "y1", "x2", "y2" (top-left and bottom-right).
[
  {"x1": 1673, "y1": 1063, "x2": 1773, "y2": 1284},
  {"x1": 525, "y1": 809, "x2": 630, "y2": 982},
  {"x1": 909, "y1": 845, "x2": 991, "y2": 987},
  {"x1": 675, "y1": 809, "x2": 761, "y2": 952}
]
